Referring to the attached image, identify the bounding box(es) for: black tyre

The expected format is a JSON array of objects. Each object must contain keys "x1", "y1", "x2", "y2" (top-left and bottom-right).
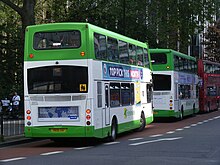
[
  {"x1": 207, "y1": 102, "x2": 210, "y2": 113},
  {"x1": 178, "y1": 108, "x2": 183, "y2": 121},
  {"x1": 137, "y1": 112, "x2": 146, "y2": 132},
  {"x1": 108, "y1": 118, "x2": 117, "y2": 142}
]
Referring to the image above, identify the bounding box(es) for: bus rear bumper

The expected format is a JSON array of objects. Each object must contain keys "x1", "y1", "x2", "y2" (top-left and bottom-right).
[
  {"x1": 24, "y1": 126, "x2": 95, "y2": 138},
  {"x1": 153, "y1": 109, "x2": 179, "y2": 118}
]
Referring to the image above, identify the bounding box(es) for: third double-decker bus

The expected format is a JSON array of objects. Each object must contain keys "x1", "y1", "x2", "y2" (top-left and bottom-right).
[
  {"x1": 150, "y1": 49, "x2": 199, "y2": 120},
  {"x1": 24, "y1": 23, "x2": 153, "y2": 141},
  {"x1": 198, "y1": 59, "x2": 220, "y2": 112}
]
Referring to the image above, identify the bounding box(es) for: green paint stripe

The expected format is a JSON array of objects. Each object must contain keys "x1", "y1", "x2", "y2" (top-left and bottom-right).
[{"x1": 25, "y1": 116, "x2": 153, "y2": 138}]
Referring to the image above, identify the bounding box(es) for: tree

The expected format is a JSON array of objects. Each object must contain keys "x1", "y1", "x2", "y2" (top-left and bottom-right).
[
  {"x1": 0, "y1": 0, "x2": 36, "y2": 37},
  {"x1": 203, "y1": 19, "x2": 220, "y2": 62},
  {"x1": 0, "y1": 2, "x2": 23, "y2": 98}
]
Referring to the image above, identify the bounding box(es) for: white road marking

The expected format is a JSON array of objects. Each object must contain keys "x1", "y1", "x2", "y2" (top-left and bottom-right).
[
  {"x1": 129, "y1": 137, "x2": 183, "y2": 146},
  {"x1": 166, "y1": 131, "x2": 175, "y2": 134},
  {"x1": 191, "y1": 124, "x2": 197, "y2": 127},
  {"x1": 128, "y1": 137, "x2": 144, "y2": 141},
  {"x1": 74, "y1": 146, "x2": 93, "y2": 150},
  {"x1": 0, "y1": 157, "x2": 26, "y2": 162},
  {"x1": 40, "y1": 151, "x2": 63, "y2": 156},
  {"x1": 214, "y1": 116, "x2": 220, "y2": 119},
  {"x1": 104, "y1": 142, "x2": 120, "y2": 145},
  {"x1": 149, "y1": 134, "x2": 163, "y2": 138},
  {"x1": 176, "y1": 128, "x2": 184, "y2": 131},
  {"x1": 184, "y1": 126, "x2": 191, "y2": 129},
  {"x1": 197, "y1": 122, "x2": 203, "y2": 125}
]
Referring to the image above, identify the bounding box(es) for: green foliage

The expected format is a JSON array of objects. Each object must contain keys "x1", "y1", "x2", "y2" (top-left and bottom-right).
[
  {"x1": 0, "y1": 2, "x2": 22, "y2": 99},
  {"x1": 204, "y1": 20, "x2": 220, "y2": 62},
  {"x1": 0, "y1": 0, "x2": 220, "y2": 99}
]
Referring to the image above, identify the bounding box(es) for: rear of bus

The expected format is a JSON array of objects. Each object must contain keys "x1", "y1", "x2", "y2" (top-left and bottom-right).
[
  {"x1": 24, "y1": 23, "x2": 94, "y2": 138},
  {"x1": 150, "y1": 49, "x2": 178, "y2": 118}
]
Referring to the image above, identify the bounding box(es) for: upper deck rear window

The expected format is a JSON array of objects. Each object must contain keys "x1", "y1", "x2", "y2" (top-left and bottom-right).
[
  {"x1": 150, "y1": 53, "x2": 167, "y2": 64},
  {"x1": 33, "y1": 31, "x2": 81, "y2": 50}
]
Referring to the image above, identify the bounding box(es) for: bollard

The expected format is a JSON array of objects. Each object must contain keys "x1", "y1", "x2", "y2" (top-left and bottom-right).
[{"x1": 0, "y1": 111, "x2": 4, "y2": 142}]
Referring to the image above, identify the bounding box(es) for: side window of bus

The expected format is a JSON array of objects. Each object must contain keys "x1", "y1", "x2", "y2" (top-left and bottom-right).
[
  {"x1": 179, "y1": 57, "x2": 184, "y2": 71},
  {"x1": 107, "y1": 37, "x2": 119, "y2": 62},
  {"x1": 119, "y1": 40, "x2": 129, "y2": 64},
  {"x1": 131, "y1": 83, "x2": 135, "y2": 105},
  {"x1": 147, "y1": 84, "x2": 153, "y2": 103},
  {"x1": 129, "y1": 44, "x2": 136, "y2": 65},
  {"x1": 137, "y1": 47, "x2": 144, "y2": 66},
  {"x1": 179, "y1": 85, "x2": 191, "y2": 99},
  {"x1": 150, "y1": 53, "x2": 167, "y2": 65},
  {"x1": 143, "y1": 49, "x2": 150, "y2": 68},
  {"x1": 205, "y1": 63, "x2": 212, "y2": 73},
  {"x1": 110, "y1": 83, "x2": 120, "y2": 107},
  {"x1": 207, "y1": 86, "x2": 217, "y2": 96},
  {"x1": 121, "y1": 83, "x2": 131, "y2": 106},
  {"x1": 183, "y1": 59, "x2": 188, "y2": 72},
  {"x1": 94, "y1": 33, "x2": 107, "y2": 60},
  {"x1": 97, "y1": 82, "x2": 102, "y2": 108},
  {"x1": 188, "y1": 60, "x2": 192, "y2": 72},
  {"x1": 174, "y1": 55, "x2": 179, "y2": 71}
]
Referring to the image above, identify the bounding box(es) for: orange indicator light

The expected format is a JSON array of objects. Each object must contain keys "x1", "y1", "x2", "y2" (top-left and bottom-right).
[
  {"x1": 80, "y1": 51, "x2": 85, "y2": 56},
  {"x1": 86, "y1": 109, "x2": 91, "y2": 114}
]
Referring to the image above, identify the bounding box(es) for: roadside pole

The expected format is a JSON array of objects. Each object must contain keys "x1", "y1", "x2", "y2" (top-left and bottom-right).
[{"x1": 0, "y1": 109, "x2": 4, "y2": 142}]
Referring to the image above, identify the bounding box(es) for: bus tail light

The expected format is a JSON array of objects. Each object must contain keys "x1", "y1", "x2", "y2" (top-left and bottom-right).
[
  {"x1": 29, "y1": 54, "x2": 34, "y2": 58},
  {"x1": 169, "y1": 99, "x2": 173, "y2": 110},
  {"x1": 86, "y1": 115, "x2": 91, "y2": 120},
  {"x1": 86, "y1": 121, "x2": 91, "y2": 125},
  {"x1": 27, "y1": 116, "x2": 31, "y2": 120},
  {"x1": 26, "y1": 109, "x2": 32, "y2": 126},
  {"x1": 26, "y1": 110, "x2": 31, "y2": 114},
  {"x1": 86, "y1": 109, "x2": 91, "y2": 125}
]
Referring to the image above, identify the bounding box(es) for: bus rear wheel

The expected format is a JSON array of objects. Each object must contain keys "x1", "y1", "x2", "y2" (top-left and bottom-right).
[
  {"x1": 178, "y1": 109, "x2": 183, "y2": 121},
  {"x1": 108, "y1": 118, "x2": 117, "y2": 142},
  {"x1": 136, "y1": 112, "x2": 146, "y2": 132}
]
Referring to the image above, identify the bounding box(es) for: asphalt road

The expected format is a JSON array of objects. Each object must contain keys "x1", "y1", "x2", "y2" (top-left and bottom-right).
[{"x1": 0, "y1": 110, "x2": 220, "y2": 165}]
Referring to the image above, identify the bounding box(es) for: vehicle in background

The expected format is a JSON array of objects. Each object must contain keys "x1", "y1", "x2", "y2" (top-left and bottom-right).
[
  {"x1": 197, "y1": 59, "x2": 220, "y2": 112},
  {"x1": 150, "y1": 49, "x2": 199, "y2": 120}
]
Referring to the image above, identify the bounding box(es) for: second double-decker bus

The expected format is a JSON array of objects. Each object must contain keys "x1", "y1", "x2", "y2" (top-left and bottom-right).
[
  {"x1": 24, "y1": 23, "x2": 153, "y2": 141},
  {"x1": 150, "y1": 49, "x2": 199, "y2": 120},
  {"x1": 198, "y1": 59, "x2": 220, "y2": 112}
]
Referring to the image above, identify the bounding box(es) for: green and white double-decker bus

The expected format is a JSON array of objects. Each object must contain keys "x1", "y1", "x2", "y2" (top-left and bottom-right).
[
  {"x1": 150, "y1": 49, "x2": 199, "y2": 120},
  {"x1": 24, "y1": 23, "x2": 153, "y2": 141}
]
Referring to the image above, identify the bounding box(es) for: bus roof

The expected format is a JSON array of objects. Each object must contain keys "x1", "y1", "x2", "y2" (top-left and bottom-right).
[
  {"x1": 26, "y1": 22, "x2": 148, "y2": 48},
  {"x1": 149, "y1": 48, "x2": 196, "y2": 61}
]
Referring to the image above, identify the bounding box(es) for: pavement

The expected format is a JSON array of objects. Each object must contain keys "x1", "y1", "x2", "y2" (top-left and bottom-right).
[{"x1": 0, "y1": 134, "x2": 39, "y2": 148}]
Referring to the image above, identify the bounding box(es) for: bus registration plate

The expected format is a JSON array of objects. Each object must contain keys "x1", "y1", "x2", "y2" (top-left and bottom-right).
[{"x1": 50, "y1": 128, "x2": 67, "y2": 133}]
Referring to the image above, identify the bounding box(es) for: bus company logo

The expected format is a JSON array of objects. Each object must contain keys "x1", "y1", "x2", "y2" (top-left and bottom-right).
[{"x1": 124, "y1": 108, "x2": 135, "y2": 119}]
